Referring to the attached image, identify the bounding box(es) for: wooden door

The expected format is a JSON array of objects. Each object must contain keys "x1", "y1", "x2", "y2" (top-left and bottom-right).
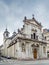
[{"x1": 33, "y1": 49, "x2": 37, "y2": 59}]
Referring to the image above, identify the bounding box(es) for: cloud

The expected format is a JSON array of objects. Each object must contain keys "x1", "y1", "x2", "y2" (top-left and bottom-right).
[
  {"x1": 0, "y1": 0, "x2": 49, "y2": 45},
  {"x1": 0, "y1": 0, "x2": 24, "y2": 45}
]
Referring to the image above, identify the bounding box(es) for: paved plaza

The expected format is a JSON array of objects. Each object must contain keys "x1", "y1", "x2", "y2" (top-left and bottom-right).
[{"x1": 0, "y1": 57, "x2": 49, "y2": 65}]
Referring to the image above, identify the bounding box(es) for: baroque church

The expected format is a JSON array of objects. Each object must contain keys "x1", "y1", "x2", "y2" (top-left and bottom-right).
[{"x1": 2, "y1": 15, "x2": 48, "y2": 60}]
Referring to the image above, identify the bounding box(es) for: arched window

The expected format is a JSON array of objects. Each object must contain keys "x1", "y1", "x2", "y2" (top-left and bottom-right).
[{"x1": 22, "y1": 43, "x2": 25, "y2": 52}]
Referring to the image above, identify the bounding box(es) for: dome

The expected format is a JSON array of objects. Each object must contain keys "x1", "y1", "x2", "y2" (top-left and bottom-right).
[
  {"x1": 3, "y1": 28, "x2": 10, "y2": 38},
  {"x1": 4, "y1": 28, "x2": 9, "y2": 34},
  {"x1": 12, "y1": 31, "x2": 16, "y2": 36}
]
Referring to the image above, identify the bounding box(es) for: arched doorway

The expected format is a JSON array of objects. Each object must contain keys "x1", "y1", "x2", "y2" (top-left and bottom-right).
[{"x1": 33, "y1": 48, "x2": 37, "y2": 59}]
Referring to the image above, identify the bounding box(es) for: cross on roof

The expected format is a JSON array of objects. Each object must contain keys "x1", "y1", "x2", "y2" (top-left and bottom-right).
[{"x1": 32, "y1": 14, "x2": 34, "y2": 18}]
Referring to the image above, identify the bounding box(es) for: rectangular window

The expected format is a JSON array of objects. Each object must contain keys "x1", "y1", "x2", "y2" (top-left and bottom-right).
[
  {"x1": 33, "y1": 33, "x2": 35, "y2": 39},
  {"x1": 31, "y1": 33, "x2": 36, "y2": 39}
]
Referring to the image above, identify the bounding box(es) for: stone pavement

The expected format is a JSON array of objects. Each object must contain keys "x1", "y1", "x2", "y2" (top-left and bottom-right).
[
  {"x1": 0, "y1": 60, "x2": 49, "y2": 65},
  {"x1": 0, "y1": 57, "x2": 49, "y2": 65}
]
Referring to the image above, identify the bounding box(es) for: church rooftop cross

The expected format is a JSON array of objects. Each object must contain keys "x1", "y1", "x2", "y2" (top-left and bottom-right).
[{"x1": 32, "y1": 14, "x2": 34, "y2": 19}]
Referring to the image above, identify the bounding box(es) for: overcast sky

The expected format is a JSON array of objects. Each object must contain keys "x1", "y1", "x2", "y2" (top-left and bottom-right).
[{"x1": 0, "y1": 0, "x2": 49, "y2": 45}]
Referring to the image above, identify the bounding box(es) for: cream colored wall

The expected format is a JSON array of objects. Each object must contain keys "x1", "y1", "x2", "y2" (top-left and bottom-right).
[
  {"x1": 23, "y1": 21, "x2": 42, "y2": 41},
  {"x1": 8, "y1": 47, "x2": 11, "y2": 57},
  {"x1": 11, "y1": 45, "x2": 14, "y2": 57},
  {"x1": 8, "y1": 44, "x2": 17, "y2": 58},
  {"x1": 8, "y1": 41, "x2": 22, "y2": 58},
  {"x1": 4, "y1": 38, "x2": 47, "y2": 59},
  {"x1": 4, "y1": 39, "x2": 11, "y2": 57},
  {"x1": 0, "y1": 46, "x2": 4, "y2": 56},
  {"x1": 14, "y1": 39, "x2": 47, "y2": 59},
  {"x1": 8, "y1": 45, "x2": 14, "y2": 57},
  {"x1": 14, "y1": 43, "x2": 18, "y2": 58}
]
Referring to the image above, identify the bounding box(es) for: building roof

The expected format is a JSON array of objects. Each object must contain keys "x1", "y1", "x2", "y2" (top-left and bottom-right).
[{"x1": 43, "y1": 29, "x2": 49, "y2": 33}]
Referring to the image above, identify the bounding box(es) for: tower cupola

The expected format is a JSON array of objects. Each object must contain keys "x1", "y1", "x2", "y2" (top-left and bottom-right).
[
  {"x1": 3, "y1": 28, "x2": 10, "y2": 39},
  {"x1": 12, "y1": 31, "x2": 16, "y2": 36}
]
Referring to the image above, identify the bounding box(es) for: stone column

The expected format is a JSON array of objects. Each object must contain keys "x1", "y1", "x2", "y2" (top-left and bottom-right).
[
  {"x1": 26, "y1": 44, "x2": 29, "y2": 58},
  {"x1": 44, "y1": 45, "x2": 47, "y2": 58},
  {"x1": 16, "y1": 39, "x2": 22, "y2": 58},
  {"x1": 39, "y1": 44, "x2": 42, "y2": 58}
]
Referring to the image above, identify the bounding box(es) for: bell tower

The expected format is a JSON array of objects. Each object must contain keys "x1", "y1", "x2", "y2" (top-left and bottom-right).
[{"x1": 3, "y1": 28, "x2": 10, "y2": 39}]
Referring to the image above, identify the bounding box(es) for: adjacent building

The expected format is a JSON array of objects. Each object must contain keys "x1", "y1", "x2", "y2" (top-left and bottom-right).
[{"x1": 43, "y1": 29, "x2": 49, "y2": 57}]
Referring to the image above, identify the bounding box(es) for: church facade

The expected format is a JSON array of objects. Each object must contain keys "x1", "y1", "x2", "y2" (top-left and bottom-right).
[{"x1": 2, "y1": 16, "x2": 48, "y2": 60}]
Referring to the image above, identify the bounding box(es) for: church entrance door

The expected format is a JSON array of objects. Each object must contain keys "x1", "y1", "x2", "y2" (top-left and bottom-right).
[{"x1": 33, "y1": 48, "x2": 37, "y2": 59}]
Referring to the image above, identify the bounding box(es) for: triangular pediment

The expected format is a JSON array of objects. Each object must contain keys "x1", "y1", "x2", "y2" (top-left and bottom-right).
[{"x1": 23, "y1": 16, "x2": 42, "y2": 27}]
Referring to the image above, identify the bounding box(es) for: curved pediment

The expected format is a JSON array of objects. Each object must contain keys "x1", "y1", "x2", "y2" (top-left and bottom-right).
[{"x1": 31, "y1": 44, "x2": 39, "y2": 47}]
